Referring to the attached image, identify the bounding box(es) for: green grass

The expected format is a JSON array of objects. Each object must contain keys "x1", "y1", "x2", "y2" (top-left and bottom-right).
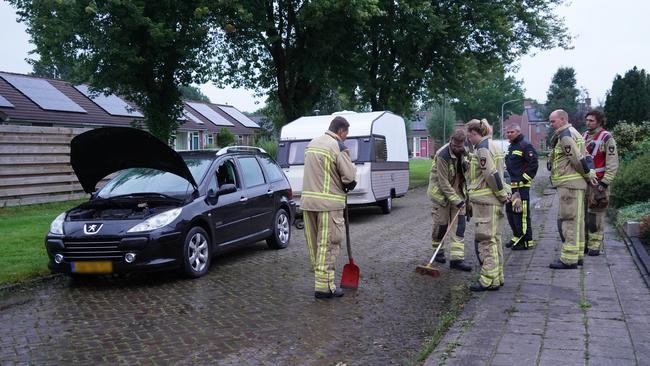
[
  {"x1": 0, "y1": 199, "x2": 85, "y2": 285},
  {"x1": 410, "y1": 158, "x2": 432, "y2": 189}
]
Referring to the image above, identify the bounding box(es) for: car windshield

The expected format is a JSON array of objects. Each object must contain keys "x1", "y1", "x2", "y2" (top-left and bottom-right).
[{"x1": 97, "y1": 157, "x2": 213, "y2": 198}]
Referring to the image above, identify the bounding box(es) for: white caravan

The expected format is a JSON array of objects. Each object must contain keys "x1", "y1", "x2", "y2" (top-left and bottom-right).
[{"x1": 278, "y1": 111, "x2": 409, "y2": 215}]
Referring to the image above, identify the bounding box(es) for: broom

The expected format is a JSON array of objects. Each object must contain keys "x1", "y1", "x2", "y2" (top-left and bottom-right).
[{"x1": 416, "y1": 209, "x2": 462, "y2": 277}]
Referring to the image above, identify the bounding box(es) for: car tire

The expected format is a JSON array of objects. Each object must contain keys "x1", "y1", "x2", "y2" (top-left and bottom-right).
[
  {"x1": 267, "y1": 208, "x2": 291, "y2": 249},
  {"x1": 380, "y1": 196, "x2": 392, "y2": 214},
  {"x1": 182, "y1": 227, "x2": 211, "y2": 278}
]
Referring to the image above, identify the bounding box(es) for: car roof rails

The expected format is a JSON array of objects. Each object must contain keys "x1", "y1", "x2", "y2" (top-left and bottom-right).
[{"x1": 216, "y1": 146, "x2": 267, "y2": 156}]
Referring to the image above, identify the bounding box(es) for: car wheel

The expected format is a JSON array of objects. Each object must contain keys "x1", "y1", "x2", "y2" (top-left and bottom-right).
[
  {"x1": 182, "y1": 227, "x2": 211, "y2": 278},
  {"x1": 380, "y1": 196, "x2": 392, "y2": 214},
  {"x1": 267, "y1": 208, "x2": 291, "y2": 249}
]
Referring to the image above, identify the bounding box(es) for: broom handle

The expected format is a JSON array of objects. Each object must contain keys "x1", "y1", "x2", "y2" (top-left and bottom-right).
[{"x1": 427, "y1": 207, "x2": 462, "y2": 265}]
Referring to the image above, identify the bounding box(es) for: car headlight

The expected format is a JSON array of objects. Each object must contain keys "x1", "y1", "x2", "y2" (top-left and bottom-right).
[
  {"x1": 49, "y1": 212, "x2": 66, "y2": 235},
  {"x1": 127, "y1": 208, "x2": 182, "y2": 233}
]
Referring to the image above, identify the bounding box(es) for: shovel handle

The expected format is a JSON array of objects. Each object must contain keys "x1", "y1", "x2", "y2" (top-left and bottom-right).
[{"x1": 345, "y1": 203, "x2": 352, "y2": 259}]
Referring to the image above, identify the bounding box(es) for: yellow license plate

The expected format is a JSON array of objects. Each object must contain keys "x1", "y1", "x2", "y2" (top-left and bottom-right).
[{"x1": 72, "y1": 261, "x2": 113, "y2": 274}]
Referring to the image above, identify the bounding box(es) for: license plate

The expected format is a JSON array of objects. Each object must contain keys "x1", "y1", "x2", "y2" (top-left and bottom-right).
[{"x1": 71, "y1": 261, "x2": 113, "y2": 274}]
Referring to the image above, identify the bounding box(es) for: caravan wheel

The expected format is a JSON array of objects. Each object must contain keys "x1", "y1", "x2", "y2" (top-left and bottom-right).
[{"x1": 380, "y1": 196, "x2": 392, "y2": 214}]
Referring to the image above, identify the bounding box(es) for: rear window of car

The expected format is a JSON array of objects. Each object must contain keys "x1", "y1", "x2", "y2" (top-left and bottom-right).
[
  {"x1": 258, "y1": 155, "x2": 285, "y2": 182},
  {"x1": 238, "y1": 156, "x2": 266, "y2": 187}
]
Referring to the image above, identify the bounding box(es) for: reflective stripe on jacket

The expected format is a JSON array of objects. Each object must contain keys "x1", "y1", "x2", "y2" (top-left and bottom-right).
[
  {"x1": 583, "y1": 127, "x2": 619, "y2": 185},
  {"x1": 549, "y1": 124, "x2": 592, "y2": 189},
  {"x1": 301, "y1": 131, "x2": 357, "y2": 211},
  {"x1": 467, "y1": 137, "x2": 510, "y2": 205}
]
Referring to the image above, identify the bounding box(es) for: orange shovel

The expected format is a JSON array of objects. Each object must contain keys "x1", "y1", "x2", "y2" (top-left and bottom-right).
[{"x1": 340, "y1": 204, "x2": 359, "y2": 289}]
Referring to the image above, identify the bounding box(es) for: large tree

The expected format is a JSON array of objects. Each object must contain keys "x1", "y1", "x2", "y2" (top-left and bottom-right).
[
  {"x1": 451, "y1": 66, "x2": 525, "y2": 137},
  {"x1": 426, "y1": 99, "x2": 457, "y2": 145},
  {"x1": 604, "y1": 66, "x2": 650, "y2": 126},
  {"x1": 213, "y1": 0, "x2": 570, "y2": 125},
  {"x1": 10, "y1": 0, "x2": 217, "y2": 141},
  {"x1": 545, "y1": 67, "x2": 580, "y2": 121}
]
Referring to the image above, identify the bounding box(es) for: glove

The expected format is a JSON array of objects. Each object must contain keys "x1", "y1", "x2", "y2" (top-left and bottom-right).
[
  {"x1": 455, "y1": 201, "x2": 465, "y2": 209},
  {"x1": 343, "y1": 180, "x2": 357, "y2": 192},
  {"x1": 511, "y1": 192, "x2": 522, "y2": 213}
]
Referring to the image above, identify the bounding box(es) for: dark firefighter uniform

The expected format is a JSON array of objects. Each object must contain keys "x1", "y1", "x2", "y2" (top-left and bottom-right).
[
  {"x1": 549, "y1": 124, "x2": 594, "y2": 266},
  {"x1": 583, "y1": 127, "x2": 619, "y2": 254},
  {"x1": 427, "y1": 143, "x2": 467, "y2": 266},
  {"x1": 301, "y1": 131, "x2": 357, "y2": 294},
  {"x1": 505, "y1": 134, "x2": 539, "y2": 249},
  {"x1": 467, "y1": 137, "x2": 510, "y2": 288}
]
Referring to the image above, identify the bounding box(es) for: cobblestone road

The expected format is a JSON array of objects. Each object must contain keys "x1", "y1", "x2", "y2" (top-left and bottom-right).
[{"x1": 0, "y1": 184, "x2": 482, "y2": 365}]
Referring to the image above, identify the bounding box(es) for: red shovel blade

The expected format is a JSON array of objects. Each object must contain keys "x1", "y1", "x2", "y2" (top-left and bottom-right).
[{"x1": 340, "y1": 258, "x2": 359, "y2": 289}]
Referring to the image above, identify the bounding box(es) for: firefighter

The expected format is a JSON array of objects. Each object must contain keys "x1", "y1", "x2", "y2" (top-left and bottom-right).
[
  {"x1": 302, "y1": 116, "x2": 357, "y2": 299},
  {"x1": 505, "y1": 124, "x2": 539, "y2": 250},
  {"x1": 427, "y1": 128, "x2": 472, "y2": 271},
  {"x1": 547, "y1": 109, "x2": 597, "y2": 269},
  {"x1": 583, "y1": 110, "x2": 619, "y2": 256},
  {"x1": 465, "y1": 119, "x2": 510, "y2": 291}
]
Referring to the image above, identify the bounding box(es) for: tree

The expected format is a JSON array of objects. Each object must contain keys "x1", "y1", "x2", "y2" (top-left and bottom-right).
[
  {"x1": 179, "y1": 85, "x2": 210, "y2": 103},
  {"x1": 426, "y1": 99, "x2": 457, "y2": 145},
  {"x1": 213, "y1": 0, "x2": 570, "y2": 126},
  {"x1": 452, "y1": 66, "x2": 525, "y2": 137},
  {"x1": 10, "y1": 0, "x2": 217, "y2": 142},
  {"x1": 545, "y1": 67, "x2": 580, "y2": 123},
  {"x1": 604, "y1": 66, "x2": 650, "y2": 126},
  {"x1": 218, "y1": 127, "x2": 236, "y2": 147}
]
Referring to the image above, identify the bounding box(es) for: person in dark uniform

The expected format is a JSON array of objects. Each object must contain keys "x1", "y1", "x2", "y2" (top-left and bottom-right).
[{"x1": 504, "y1": 124, "x2": 539, "y2": 250}]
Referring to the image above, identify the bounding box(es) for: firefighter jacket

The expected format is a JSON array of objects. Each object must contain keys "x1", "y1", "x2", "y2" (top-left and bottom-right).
[
  {"x1": 467, "y1": 137, "x2": 510, "y2": 205},
  {"x1": 549, "y1": 123, "x2": 594, "y2": 190},
  {"x1": 427, "y1": 143, "x2": 466, "y2": 206},
  {"x1": 583, "y1": 127, "x2": 619, "y2": 187},
  {"x1": 301, "y1": 131, "x2": 357, "y2": 211},
  {"x1": 506, "y1": 134, "x2": 539, "y2": 189}
]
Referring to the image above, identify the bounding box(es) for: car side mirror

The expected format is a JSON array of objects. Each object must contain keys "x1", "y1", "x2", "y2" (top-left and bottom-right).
[{"x1": 217, "y1": 183, "x2": 237, "y2": 195}]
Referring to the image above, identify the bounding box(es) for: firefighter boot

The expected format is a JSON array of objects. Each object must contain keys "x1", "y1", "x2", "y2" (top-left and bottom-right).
[{"x1": 450, "y1": 260, "x2": 472, "y2": 272}]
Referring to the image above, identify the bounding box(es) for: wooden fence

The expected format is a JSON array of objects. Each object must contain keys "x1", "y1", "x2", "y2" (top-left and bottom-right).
[{"x1": 0, "y1": 124, "x2": 90, "y2": 207}]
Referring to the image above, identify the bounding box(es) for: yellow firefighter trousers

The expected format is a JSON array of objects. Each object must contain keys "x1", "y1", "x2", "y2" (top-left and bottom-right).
[
  {"x1": 473, "y1": 203, "x2": 504, "y2": 287},
  {"x1": 431, "y1": 202, "x2": 466, "y2": 260},
  {"x1": 558, "y1": 187, "x2": 585, "y2": 265},
  {"x1": 303, "y1": 210, "x2": 344, "y2": 292}
]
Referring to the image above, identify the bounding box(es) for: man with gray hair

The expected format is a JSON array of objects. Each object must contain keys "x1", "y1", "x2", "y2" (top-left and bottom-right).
[{"x1": 505, "y1": 123, "x2": 538, "y2": 250}]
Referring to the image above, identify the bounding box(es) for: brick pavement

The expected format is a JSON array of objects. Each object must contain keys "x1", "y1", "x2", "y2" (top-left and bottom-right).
[{"x1": 425, "y1": 183, "x2": 650, "y2": 366}]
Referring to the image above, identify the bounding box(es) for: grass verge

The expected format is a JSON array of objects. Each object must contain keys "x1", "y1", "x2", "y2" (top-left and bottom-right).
[
  {"x1": 0, "y1": 199, "x2": 85, "y2": 285},
  {"x1": 412, "y1": 284, "x2": 471, "y2": 365},
  {"x1": 410, "y1": 158, "x2": 431, "y2": 189}
]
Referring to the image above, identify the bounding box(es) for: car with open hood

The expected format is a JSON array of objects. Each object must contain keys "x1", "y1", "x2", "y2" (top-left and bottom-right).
[{"x1": 45, "y1": 127, "x2": 295, "y2": 278}]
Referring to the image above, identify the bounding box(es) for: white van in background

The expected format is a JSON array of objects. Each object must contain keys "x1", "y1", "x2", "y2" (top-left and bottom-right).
[{"x1": 277, "y1": 111, "x2": 409, "y2": 217}]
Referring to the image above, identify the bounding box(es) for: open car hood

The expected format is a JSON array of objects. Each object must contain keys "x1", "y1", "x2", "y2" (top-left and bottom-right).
[{"x1": 71, "y1": 127, "x2": 198, "y2": 193}]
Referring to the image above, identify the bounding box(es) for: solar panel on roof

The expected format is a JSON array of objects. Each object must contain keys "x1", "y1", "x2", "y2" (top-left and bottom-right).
[
  {"x1": 0, "y1": 94, "x2": 13, "y2": 108},
  {"x1": 218, "y1": 105, "x2": 260, "y2": 128},
  {"x1": 75, "y1": 85, "x2": 143, "y2": 117},
  {"x1": 0, "y1": 73, "x2": 86, "y2": 113},
  {"x1": 187, "y1": 102, "x2": 233, "y2": 126},
  {"x1": 183, "y1": 109, "x2": 203, "y2": 124}
]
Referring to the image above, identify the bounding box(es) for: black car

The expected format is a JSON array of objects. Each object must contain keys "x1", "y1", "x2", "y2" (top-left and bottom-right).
[{"x1": 45, "y1": 127, "x2": 295, "y2": 278}]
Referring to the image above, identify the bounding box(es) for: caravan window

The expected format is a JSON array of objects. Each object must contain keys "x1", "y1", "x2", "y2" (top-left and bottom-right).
[
  {"x1": 373, "y1": 136, "x2": 387, "y2": 162},
  {"x1": 288, "y1": 139, "x2": 358, "y2": 164}
]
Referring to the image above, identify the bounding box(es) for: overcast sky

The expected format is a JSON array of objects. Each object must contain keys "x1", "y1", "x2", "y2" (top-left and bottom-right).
[{"x1": 1, "y1": 0, "x2": 648, "y2": 112}]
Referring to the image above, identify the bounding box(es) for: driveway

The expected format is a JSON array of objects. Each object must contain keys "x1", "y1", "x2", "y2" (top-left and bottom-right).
[{"x1": 0, "y1": 185, "x2": 478, "y2": 365}]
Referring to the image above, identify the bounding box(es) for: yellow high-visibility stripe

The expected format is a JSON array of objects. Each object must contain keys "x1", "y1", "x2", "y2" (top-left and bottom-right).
[
  {"x1": 302, "y1": 191, "x2": 346, "y2": 202},
  {"x1": 512, "y1": 150, "x2": 523, "y2": 156},
  {"x1": 551, "y1": 173, "x2": 582, "y2": 183},
  {"x1": 469, "y1": 188, "x2": 492, "y2": 198},
  {"x1": 521, "y1": 200, "x2": 528, "y2": 240},
  {"x1": 523, "y1": 173, "x2": 532, "y2": 181}
]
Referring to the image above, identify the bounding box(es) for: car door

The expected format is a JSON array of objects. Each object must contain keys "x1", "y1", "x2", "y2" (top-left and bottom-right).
[
  {"x1": 208, "y1": 158, "x2": 250, "y2": 247},
  {"x1": 236, "y1": 155, "x2": 274, "y2": 235}
]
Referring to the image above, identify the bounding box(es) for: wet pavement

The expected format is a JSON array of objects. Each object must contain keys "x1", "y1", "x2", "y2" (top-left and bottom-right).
[
  {"x1": 426, "y1": 168, "x2": 650, "y2": 366},
  {"x1": 1, "y1": 184, "x2": 478, "y2": 365}
]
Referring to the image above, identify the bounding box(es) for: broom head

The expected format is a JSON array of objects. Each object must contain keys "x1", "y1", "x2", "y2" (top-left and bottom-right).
[{"x1": 415, "y1": 263, "x2": 441, "y2": 277}]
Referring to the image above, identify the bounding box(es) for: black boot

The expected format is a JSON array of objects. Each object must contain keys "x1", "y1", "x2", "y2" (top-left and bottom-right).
[
  {"x1": 469, "y1": 282, "x2": 499, "y2": 292},
  {"x1": 450, "y1": 260, "x2": 472, "y2": 272},
  {"x1": 588, "y1": 249, "x2": 600, "y2": 256},
  {"x1": 434, "y1": 253, "x2": 446, "y2": 264},
  {"x1": 505, "y1": 240, "x2": 515, "y2": 248},
  {"x1": 315, "y1": 288, "x2": 344, "y2": 299},
  {"x1": 577, "y1": 259, "x2": 584, "y2": 266},
  {"x1": 549, "y1": 260, "x2": 577, "y2": 269}
]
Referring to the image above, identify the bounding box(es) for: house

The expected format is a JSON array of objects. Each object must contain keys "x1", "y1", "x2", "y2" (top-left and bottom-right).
[
  {"x1": 0, "y1": 71, "x2": 261, "y2": 149},
  {"x1": 408, "y1": 111, "x2": 434, "y2": 158}
]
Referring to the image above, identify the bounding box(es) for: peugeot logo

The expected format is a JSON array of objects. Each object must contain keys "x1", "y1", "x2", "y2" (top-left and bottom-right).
[{"x1": 84, "y1": 223, "x2": 103, "y2": 235}]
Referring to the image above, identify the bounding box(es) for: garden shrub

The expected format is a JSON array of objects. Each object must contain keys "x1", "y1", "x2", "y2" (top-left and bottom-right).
[
  {"x1": 611, "y1": 151, "x2": 650, "y2": 207},
  {"x1": 615, "y1": 201, "x2": 650, "y2": 228},
  {"x1": 611, "y1": 121, "x2": 650, "y2": 162}
]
